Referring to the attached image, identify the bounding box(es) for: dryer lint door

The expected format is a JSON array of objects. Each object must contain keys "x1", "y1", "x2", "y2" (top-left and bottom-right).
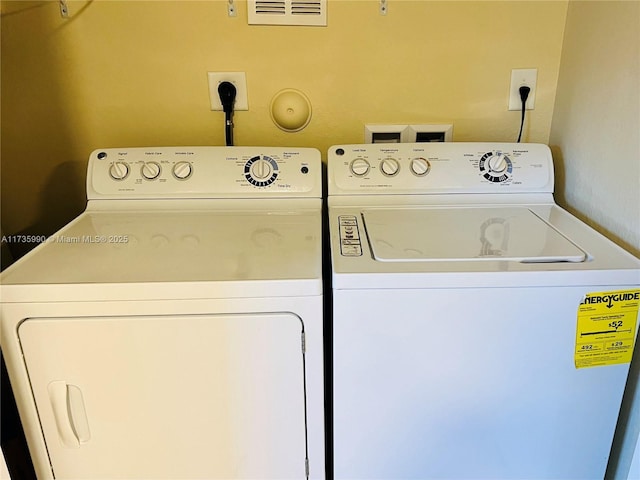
[
  {"x1": 18, "y1": 313, "x2": 308, "y2": 479},
  {"x1": 362, "y1": 207, "x2": 587, "y2": 263}
]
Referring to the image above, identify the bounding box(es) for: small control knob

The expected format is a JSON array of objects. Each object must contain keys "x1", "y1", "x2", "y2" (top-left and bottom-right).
[
  {"x1": 350, "y1": 158, "x2": 370, "y2": 177},
  {"x1": 141, "y1": 161, "x2": 161, "y2": 180},
  {"x1": 380, "y1": 158, "x2": 400, "y2": 177},
  {"x1": 251, "y1": 159, "x2": 273, "y2": 180},
  {"x1": 410, "y1": 157, "x2": 431, "y2": 177},
  {"x1": 487, "y1": 154, "x2": 508, "y2": 173},
  {"x1": 173, "y1": 161, "x2": 192, "y2": 180},
  {"x1": 109, "y1": 162, "x2": 130, "y2": 180}
]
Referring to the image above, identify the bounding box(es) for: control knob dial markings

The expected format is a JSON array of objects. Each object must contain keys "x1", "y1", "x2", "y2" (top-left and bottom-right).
[
  {"x1": 479, "y1": 151, "x2": 513, "y2": 183},
  {"x1": 244, "y1": 155, "x2": 279, "y2": 187},
  {"x1": 109, "y1": 161, "x2": 130, "y2": 180}
]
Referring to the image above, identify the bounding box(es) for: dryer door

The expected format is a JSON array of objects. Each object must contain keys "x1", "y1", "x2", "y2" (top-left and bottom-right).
[{"x1": 19, "y1": 313, "x2": 308, "y2": 479}]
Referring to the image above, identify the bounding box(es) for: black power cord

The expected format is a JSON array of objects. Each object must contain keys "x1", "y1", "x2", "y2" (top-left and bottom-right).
[
  {"x1": 517, "y1": 85, "x2": 531, "y2": 143},
  {"x1": 218, "y1": 81, "x2": 237, "y2": 146}
]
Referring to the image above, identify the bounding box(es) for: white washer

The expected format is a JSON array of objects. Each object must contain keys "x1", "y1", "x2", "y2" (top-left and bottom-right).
[
  {"x1": 1, "y1": 147, "x2": 324, "y2": 479},
  {"x1": 328, "y1": 143, "x2": 640, "y2": 479}
]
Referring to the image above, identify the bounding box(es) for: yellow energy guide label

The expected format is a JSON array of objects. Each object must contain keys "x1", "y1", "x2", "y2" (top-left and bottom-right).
[{"x1": 575, "y1": 290, "x2": 639, "y2": 369}]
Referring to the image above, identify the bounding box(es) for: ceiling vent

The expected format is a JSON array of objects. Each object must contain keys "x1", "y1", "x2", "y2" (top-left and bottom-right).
[{"x1": 248, "y1": 0, "x2": 327, "y2": 26}]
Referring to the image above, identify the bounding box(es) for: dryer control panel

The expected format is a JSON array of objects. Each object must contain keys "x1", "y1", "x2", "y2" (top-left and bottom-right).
[
  {"x1": 88, "y1": 146, "x2": 322, "y2": 199},
  {"x1": 328, "y1": 143, "x2": 554, "y2": 195}
]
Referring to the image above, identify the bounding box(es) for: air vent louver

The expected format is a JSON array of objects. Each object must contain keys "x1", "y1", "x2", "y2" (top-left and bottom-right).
[
  {"x1": 255, "y1": 1, "x2": 286, "y2": 15},
  {"x1": 292, "y1": 1, "x2": 322, "y2": 15},
  {"x1": 248, "y1": 0, "x2": 326, "y2": 26}
]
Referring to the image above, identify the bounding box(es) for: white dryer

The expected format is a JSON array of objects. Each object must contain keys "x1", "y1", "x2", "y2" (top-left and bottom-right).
[
  {"x1": 1, "y1": 147, "x2": 324, "y2": 479},
  {"x1": 328, "y1": 143, "x2": 640, "y2": 479}
]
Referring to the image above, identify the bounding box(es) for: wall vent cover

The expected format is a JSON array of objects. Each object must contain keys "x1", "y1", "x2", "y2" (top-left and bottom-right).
[{"x1": 248, "y1": 0, "x2": 327, "y2": 26}]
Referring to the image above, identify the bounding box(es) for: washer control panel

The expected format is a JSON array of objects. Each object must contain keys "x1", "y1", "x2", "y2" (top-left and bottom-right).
[
  {"x1": 329, "y1": 143, "x2": 553, "y2": 195},
  {"x1": 89, "y1": 146, "x2": 321, "y2": 199}
]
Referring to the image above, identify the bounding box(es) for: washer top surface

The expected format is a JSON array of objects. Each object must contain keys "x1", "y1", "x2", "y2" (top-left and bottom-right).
[{"x1": 1, "y1": 147, "x2": 323, "y2": 302}]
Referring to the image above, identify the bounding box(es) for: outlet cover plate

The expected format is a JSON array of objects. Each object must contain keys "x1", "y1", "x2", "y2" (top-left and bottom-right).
[
  {"x1": 508, "y1": 68, "x2": 537, "y2": 111},
  {"x1": 208, "y1": 72, "x2": 248, "y2": 111}
]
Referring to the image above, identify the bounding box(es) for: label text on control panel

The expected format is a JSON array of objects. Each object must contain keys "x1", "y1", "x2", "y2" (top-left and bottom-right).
[{"x1": 338, "y1": 216, "x2": 362, "y2": 257}]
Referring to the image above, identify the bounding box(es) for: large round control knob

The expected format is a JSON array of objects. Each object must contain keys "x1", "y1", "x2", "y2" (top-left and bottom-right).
[
  {"x1": 244, "y1": 155, "x2": 279, "y2": 187},
  {"x1": 410, "y1": 157, "x2": 431, "y2": 177},
  {"x1": 479, "y1": 151, "x2": 513, "y2": 183},
  {"x1": 487, "y1": 155, "x2": 508, "y2": 173},
  {"x1": 350, "y1": 158, "x2": 370, "y2": 177},
  {"x1": 173, "y1": 161, "x2": 193, "y2": 180},
  {"x1": 380, "y1": 158, "x2": 400, "y2": 177},
  {"x1": 250, "y1": 159, "x2": 273, "y2": 180},
  {"x1": 109, "y1": 162, "x2": 130, "y2": 180},
  {"x1": 141, "y1": 161, "x2": 161, "y2": 180}
]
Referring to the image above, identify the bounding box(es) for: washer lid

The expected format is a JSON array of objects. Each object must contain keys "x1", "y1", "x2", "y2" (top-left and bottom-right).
[{"x1": 362, "y1": 207, "x2": 588, "y2": 263}]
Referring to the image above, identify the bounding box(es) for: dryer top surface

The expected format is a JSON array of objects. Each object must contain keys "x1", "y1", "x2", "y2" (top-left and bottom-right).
[{"x1": 1, "y1": 201, "x2": 322, "y2": 300}]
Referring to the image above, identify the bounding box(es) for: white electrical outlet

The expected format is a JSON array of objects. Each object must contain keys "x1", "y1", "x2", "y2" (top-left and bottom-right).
[
  {"x1": 508, "y1": 68, "x2": 537, "y2": 111},
  {"x1": 208, "y1": 72, "x2": 248, "y2": 111}
]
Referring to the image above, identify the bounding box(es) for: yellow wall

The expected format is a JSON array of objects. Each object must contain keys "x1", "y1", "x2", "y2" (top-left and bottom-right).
[
  {"x1": 550, "y1": 0, "x2": 639, "y2": 258},
  {"x1": 1, "y1": 0, "x2": 568, "y2": 246}
]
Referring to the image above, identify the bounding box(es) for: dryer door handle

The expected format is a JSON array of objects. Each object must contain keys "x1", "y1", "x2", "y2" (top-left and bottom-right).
[{"x1": 48, "y1": 381, "x2": 91, "y2": 448}]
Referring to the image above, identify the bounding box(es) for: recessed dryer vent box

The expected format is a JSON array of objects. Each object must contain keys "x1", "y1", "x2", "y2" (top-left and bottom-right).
[
  {"x1": 248, "y1": 0, "x2": 327, "y2": 26},
  {"x1": 365, "y1": 124, "x2": 453, "y2": 143},
  {"x1": 409, "y1": 124, "x2": 453, "y2": 142},
  {"x1": 365, "y1": 125, "x2": 406, "y2": 144}
]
